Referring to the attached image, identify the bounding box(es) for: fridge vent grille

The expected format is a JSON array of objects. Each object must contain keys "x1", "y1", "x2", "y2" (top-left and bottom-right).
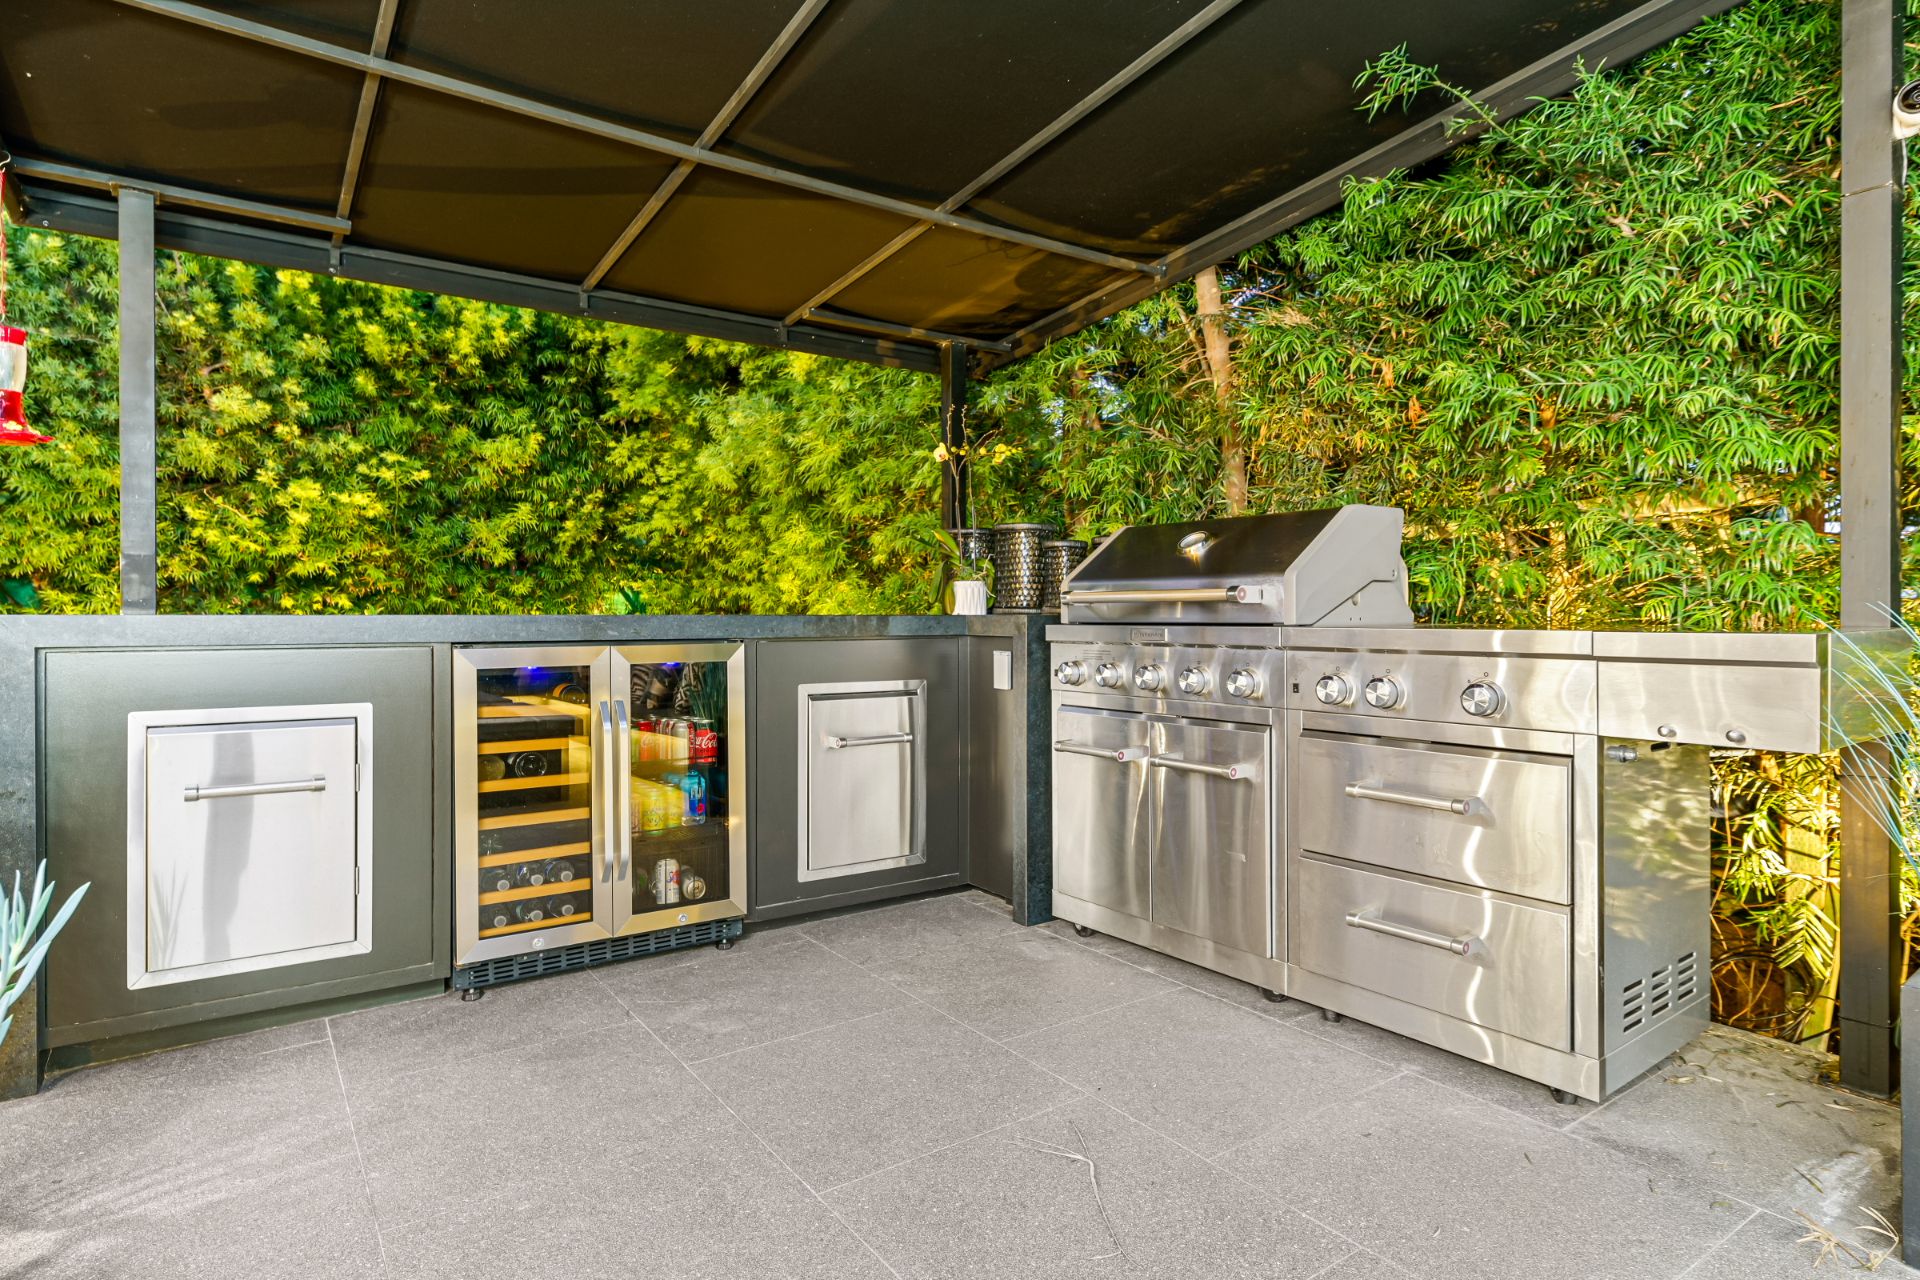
[
  {"x1": 1619, "y1": 950, "x2": 1699, "y2": 1035},
  {"x1": 454, "y1": 918, "x2": 743, "y2": 991}
]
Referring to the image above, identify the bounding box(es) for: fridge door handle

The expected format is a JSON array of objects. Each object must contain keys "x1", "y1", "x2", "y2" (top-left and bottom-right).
[
  {"x1": 612, "y1": 699, "x2": 631, "y2": 881},
  {"x1": 599, "y1": 699, "x2": 616, "y2": 884}
]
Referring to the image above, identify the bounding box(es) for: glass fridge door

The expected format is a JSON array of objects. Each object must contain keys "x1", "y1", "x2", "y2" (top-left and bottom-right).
[
  {"x1": 455, "y1": 646, "x2": 615, "y2": 964},
  {"x1": 612, "y1": 643, "x2": 747, "y2": 934}
]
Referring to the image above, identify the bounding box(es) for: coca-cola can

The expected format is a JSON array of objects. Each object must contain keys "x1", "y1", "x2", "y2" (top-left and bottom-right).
[
  {"x1": 652, "y1": 857, "x2": 681, "y2": 905},
  {"x1": 686, "y1": 717, "x2": 719, "y2": 763}
]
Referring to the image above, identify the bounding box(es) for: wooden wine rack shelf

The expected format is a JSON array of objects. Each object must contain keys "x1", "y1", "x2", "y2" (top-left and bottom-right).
[
  {"x1": 478, "y1": 876, "x2": 589, "y2": 905},
  {"x1": 477, "y1": 699, "x2": 589, "y2": 719},
  {"x1": 478, "y1": 841, "x2": 591, "y2": 869},
  {"x1": 477, "y1": 736, "x2": 579, "y2": 754},
  {"x1": 477, "y1": 804, "x2": 591, "y2": 831},
  {"x1": 478, "y1": 911, "x2": 593, "y2": 939},
  {"x1": 478, "y1": 771, "x2": 590, "y2": 794}
]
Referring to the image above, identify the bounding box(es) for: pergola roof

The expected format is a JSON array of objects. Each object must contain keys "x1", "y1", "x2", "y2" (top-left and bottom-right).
[{"x1": 1, "y1": 0, "x2": 1734, "y2": 372}]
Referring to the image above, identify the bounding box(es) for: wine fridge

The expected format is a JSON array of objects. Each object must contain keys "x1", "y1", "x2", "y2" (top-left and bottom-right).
[{"x1": 453, "y1": 643, "x2": 747, "y2": 970}]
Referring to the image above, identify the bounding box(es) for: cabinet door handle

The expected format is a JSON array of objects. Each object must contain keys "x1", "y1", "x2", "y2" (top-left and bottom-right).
[
  {"x1": 824, "y1": 732, "x2": 914, "y2": 749},
  {"x1": 1150, "y1": 756, "x2": 1254, "y2": 782},
  {"x1": 183, "y1": 776, "x2": 325, "y2": 801},
  {"x1": 599, "y1": 699, "x2": 616, "y2": 884},
  {"x1": 612, "y1": 699, "x2": 631, "y2": 881},
  {"x1": 1344, "y1": 782, "x2": 1477, "y2": 815},
  {"x1": 1053, "y1": 740, "x2": 1147, "y2": 762},
  {"x1": 1345, "y1": 911, "x2": 1482, "y2": 957}
]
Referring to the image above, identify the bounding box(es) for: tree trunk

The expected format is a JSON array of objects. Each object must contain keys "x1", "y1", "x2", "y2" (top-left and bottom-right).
[{"x1": 1195, "y1": 266, "x2": 1245, "y2": 513}]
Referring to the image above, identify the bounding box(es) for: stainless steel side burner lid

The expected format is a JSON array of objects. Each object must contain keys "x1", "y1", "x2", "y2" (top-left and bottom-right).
[{"x1": 1057, "y1": 505, "x2": 1414, "y2": 627}]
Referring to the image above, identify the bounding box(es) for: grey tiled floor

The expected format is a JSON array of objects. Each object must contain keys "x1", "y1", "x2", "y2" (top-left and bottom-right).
[{"x1": 0, "y1": 889, "x2": 1909, "y2": 1279}]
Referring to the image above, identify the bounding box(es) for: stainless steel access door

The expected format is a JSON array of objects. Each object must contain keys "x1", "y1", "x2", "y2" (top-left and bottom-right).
[
  {"x1": 1051, "y1": 703, "x2": 1152, "y2": 920},
  {"x1": 797, "y1": 679, "x2": 925, "y2": 882},
  {"x1": 128, "y1": 705, "x2": 373, "y2": 990},
  {"x1": 1149, "y1": 717, "x2": 1272, "y2": 958}
]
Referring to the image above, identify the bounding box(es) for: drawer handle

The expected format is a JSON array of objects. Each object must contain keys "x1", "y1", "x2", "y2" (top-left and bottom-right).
[
  {"x1": 825, "y1": 732, "x2": 914, "y2": 749},
  {"x1": 1053, "y1": 740, "x2": 1147, "y2": 762},
  {"x1": 1344, "y1": 782, "x2": 1477, "y2": 816},
  {"x1": 183, "y1": 776, "x2": 325, "y2": 801},
  {"x1": 1151, "y1": 756, "x2": 1254, "y2": 782},
  {"x1": 1345, "y1": 910, "x2": 1482, "y2": 957}
]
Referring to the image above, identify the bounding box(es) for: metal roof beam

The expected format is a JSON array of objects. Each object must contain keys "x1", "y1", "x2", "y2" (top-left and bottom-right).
[
  {"x1": 7, "y1": 156, "x2": 349, "y2": 235},
  {"x1": 15, "y1": 183, "x2": 941, "y2": 373},
  {"x1": 804, "y1": 307, "x2": 1011, "y2": 354},
  {"x1": 106, "y1": 0, "x2": 1161, "y2": 278},
  {"x1": 783, "y1": 0, "x2": 1241, "y2": 327},
  {"x1": 333, "y1": 0, "x2": 402, "y2": 231},
  {"x1": 582, "y1": 0, "x2": 830, "y2": 291},
  {"x1": 981, "y1": 0, "x2": 1743, "y2": 366}
]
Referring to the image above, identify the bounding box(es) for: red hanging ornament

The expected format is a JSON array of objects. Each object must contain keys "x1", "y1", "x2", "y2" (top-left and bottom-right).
[{"x1": 0, "y1": 165, "x2": 52, "y2": 447}]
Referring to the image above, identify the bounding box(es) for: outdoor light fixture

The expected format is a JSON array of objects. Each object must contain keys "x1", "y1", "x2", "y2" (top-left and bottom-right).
[{"x1": 0, "y1": 164, "x2": 51, "y2": 446}]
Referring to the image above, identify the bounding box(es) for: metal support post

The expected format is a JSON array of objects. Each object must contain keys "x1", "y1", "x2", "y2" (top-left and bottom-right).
[
  {"x1": 1838, "y1": 0, "x2": 1904, "y2": 1097},
  {"x1": 939, "y1": 344, "x2": 969, "y2": 531},
  {"x1": 118, "y1": 187, "x2": 157, "y2": 615}
]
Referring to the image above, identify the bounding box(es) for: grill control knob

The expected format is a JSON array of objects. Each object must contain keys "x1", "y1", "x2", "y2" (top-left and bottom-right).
[
  {"x1": 1133, "y1": 664, "x2": 1166, "y2": 693},
  {"x1": 1225, "y1": 668, "x2": 1262, "y2": 700},
  {"x1": 1054, "y1": 660, "x2": 1088, "y2": 687},
  {"x1": 1177, "y1": 667, "x2": 1212, "y2": 696},
  {"x1": 1093, "y1": 662, "x2": 1124, "y2": 689},
  {"x1": 1314, "y1": 673, "x2": 1352, "y2": 706},
  {"x1": 1362, "y1": 675, "x2": 1405, "y2": 710},
  {"x1": 1460, "y1": 681, "x2": 1505, "y2": 718}
]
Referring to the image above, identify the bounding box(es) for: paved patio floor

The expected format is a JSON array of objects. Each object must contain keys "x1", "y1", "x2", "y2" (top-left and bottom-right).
[{"x1": 0, "y1": 890, "x2": 1908, "y2": 1279}]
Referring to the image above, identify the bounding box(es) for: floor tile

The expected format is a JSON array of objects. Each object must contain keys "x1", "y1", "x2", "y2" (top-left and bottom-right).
[
  {"x1": 0, "y1": 1041, "x2": 381, "y2": 1279},
  {"x1": 1683, "y1": 1208, "x2": 1919, "y2": 1278},
  {"x1": 828, "y1": 1095, "x2": 1348, "y2": 1280},
  {"x1": 350, "y1": 1020, "x2": 694, "y2": 1230},
  {"x1": 1011, "y1": 988, "x2": 1397, "y2": 1155},
  {"x1": 692, "y1": 1002, "x2": 1077, "y2": 1191},
  {"x1": 384, "y1": 1126, "x2": 892, "y2": 1280},
  {"x1": 800, "y1": 894, "x2": 1026, "y2": 968},
  {"x1": 854, "y1": 929, "x2": 1177, "y2": 1042},
  {"x1": 1573, "y1": 1025, "x2": 1902, "y2": 1226},
  {"x1": 1042, "y1": 921, "x2": 1311, "y2": 1020},
  {"x1": 1308, "y1": 1250, "x2": 1418, "y2": 1280},
  {"x1": 328, "y1": 968, "x2": 630, "y2": 1107},
  {"x1": 598, "y1": 928, "x2": 908, "y2": 1062},
  {"x1": 1229, "y1": 1072, "x2": 1749, "y2": 1280}
]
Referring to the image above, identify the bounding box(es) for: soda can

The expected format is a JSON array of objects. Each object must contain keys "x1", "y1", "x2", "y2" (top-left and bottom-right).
[
  {"x1": 652, "y1": 858, "x2": 681, "y2": 906},
  {"x1": 632, "y1": 718, "x2": 657, "y2": 762},
  {"x1": 680, "y1": 769, "x2": 708, "y2": 825},
  {"x1": 681, "y1": 873, "x2": 707, "y2": 901},
  {"x1": 663, "y1": 717, "x2": 691, "y2": 762},
  {"x1": 687, "y1": 718, "x2": 719, "y2": 763}
]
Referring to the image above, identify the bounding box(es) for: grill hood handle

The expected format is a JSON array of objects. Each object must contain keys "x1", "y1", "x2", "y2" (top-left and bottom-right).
[{"x1": 1058, "y1": 585, "x2": 1273, "y2": 606}]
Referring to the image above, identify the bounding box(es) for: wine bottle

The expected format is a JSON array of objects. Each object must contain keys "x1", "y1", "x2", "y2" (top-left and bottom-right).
[
  {"x1": 543, "y1": 858, "x2": 578, "y2": 887},
  {"x1": 514, "y1": 862, "x2": 548, "y2": 888},
  {"x1": 481, "y1": 866, "x2": 516, "y2": 895},
  {"x1": 478, "y1": 755, "x2": 507, "y2": 782},
  {"x1": 512, "y1": 901, "x2": 548, "y2": 925},
  {"x1": 546, "y1": 895, "x2": 580, "y2": 920},
  {"x1": 506, "y1": 751, "x2": 550, "y2": 778},
  {"x1": 480, "y1": 904, "x2": 515, "y2": 932}
]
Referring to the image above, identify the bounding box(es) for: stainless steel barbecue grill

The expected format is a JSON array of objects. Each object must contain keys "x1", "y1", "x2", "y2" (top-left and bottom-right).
[{"x1": 1048, "y1": 506, "x2": 1904, "y2": 1102}]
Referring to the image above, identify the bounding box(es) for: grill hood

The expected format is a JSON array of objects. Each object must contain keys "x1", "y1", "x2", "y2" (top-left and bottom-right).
[{"x1": 1058, "y1": 506, "x2": 1414, "y2": 627}]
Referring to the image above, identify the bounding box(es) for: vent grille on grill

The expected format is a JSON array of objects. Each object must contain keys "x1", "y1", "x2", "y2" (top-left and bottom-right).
[
  {"x1": 1619, "y1": 950, "x2": 1699, "y2": 1035},
  {"x1": 453, "y1": 918, "x2": 742, "y2": 991}
]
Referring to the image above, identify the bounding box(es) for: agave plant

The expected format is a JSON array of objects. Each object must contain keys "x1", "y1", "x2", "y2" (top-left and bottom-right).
[
  {"x1": 0, "y1": 862, "x2": 87, "y2": 1046},
  {"x1": 1824, "y1": 611, "x2": 1920, "y2": 871}
]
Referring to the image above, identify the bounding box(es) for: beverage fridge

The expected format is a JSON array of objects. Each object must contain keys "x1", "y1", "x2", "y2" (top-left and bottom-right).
[{"x1": 453, "y1": 643, "x2": 747, "y2": 972}]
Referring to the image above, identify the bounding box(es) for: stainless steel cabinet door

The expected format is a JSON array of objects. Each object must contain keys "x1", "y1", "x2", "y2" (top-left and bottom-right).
[
  {"x1": 1051, "y1": 705, "x2": 1151, "y2": 920},
  {"x1": 1149, "y1": 719, "x2": 1271, "y2": 957},
  {"x1": 799, "y1": 681, "x2": 925, "y2": 882}
]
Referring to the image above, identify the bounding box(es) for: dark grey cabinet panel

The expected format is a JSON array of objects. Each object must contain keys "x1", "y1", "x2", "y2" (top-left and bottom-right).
[
  {"x1": 751, "y1": 639, "x2": 965, "y2": 917},
  {"x1": 42, "y1": 646, "x2": 442, "y2": 1047}
]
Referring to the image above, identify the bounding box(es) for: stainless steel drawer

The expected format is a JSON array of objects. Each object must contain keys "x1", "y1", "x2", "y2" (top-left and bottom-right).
[
  {"x1": 1294, "y1": 732, "x2": 1572, "y2": 904},
  {"x1": 1292, "y1": 854, "x2": 1571, "y2": 1051}
]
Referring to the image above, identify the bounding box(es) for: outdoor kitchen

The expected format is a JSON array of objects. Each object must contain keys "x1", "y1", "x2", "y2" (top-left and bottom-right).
[{"x1": 1, "y1": 2, "x2": 1918, "y2": 1279}]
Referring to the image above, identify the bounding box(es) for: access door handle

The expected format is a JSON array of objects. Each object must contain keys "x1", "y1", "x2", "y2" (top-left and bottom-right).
[
  {"x1": 1053, "y1": 740, "x2": 1147, "y2": 762},
  {"x1": 1344, "y1": 782, "x2": 1478, "y2": 816},
  {"x1": 599, "y1": 699, "x2": 616, "y2": 884},
  {"x1": 824, "y1": 732, "x2": 914, "y2": 749},
  {"x1": 1345, "y1": 911, "x2": 1481, "y2": 957},
  {"x1": 183, "y1": 776, "x2": 325, "y2": 801},
  {"x1": 1150, "y1": 756, "x2": 1254, "y2": 782}
]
